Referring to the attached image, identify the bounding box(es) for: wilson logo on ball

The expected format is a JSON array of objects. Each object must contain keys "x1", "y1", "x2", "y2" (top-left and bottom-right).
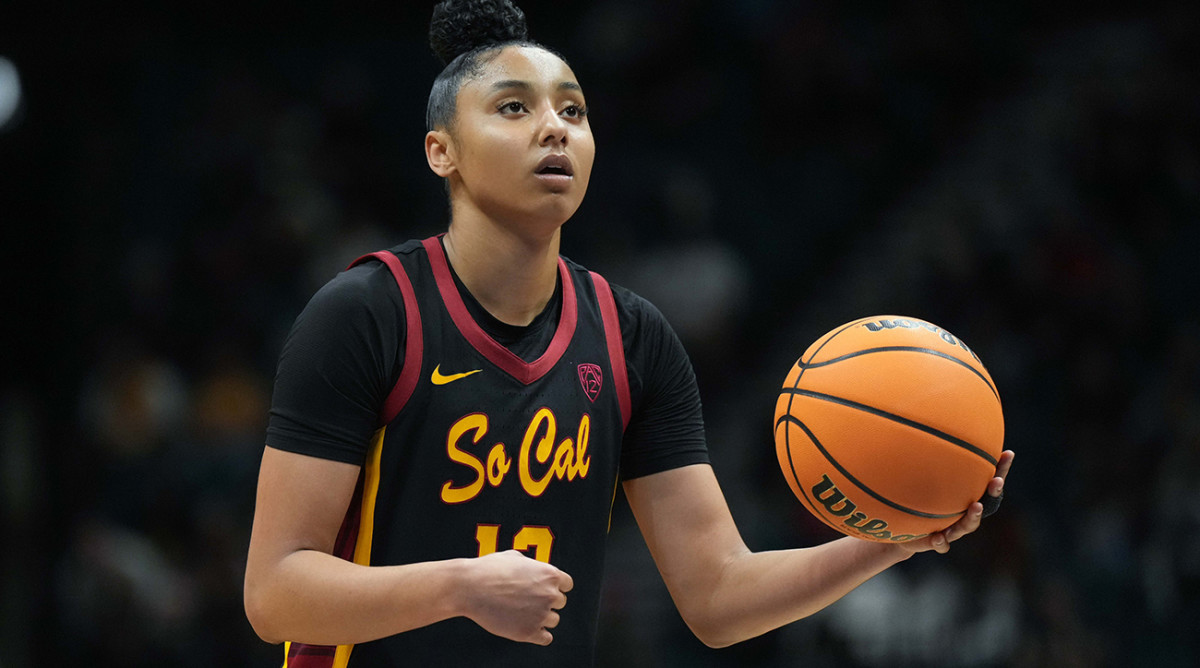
[
  {"x1": 860, "y1": 317, "x2": 979, "y2": 361},
  {"x1": 811, "y1": 475, "x2": 923, "y2": 543}
]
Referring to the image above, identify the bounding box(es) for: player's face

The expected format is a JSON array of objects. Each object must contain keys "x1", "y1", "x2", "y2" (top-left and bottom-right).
[{"x1": 442, "y1": 46, "x2": 595, "y2": 233}]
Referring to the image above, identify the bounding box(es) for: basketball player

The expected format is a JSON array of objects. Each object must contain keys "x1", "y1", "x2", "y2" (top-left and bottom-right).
[{"x1": 243, "y1": 1, "x2": 1015, "y2": 666}]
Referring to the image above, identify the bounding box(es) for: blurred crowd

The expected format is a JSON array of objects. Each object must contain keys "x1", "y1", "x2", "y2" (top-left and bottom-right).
[{"x1": 2, "y1": 2, "x2": 1198, "y2": 666}]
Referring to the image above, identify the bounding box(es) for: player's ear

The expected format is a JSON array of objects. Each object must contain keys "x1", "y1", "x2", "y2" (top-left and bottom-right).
[{"x1": 426, "y1": 129, "x2": 456, "y2": 178}]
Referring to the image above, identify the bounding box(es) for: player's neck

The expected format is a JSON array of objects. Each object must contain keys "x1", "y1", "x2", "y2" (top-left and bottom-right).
[{"x1": 442, "y1": 218, "x2": 561, "y2": 327}]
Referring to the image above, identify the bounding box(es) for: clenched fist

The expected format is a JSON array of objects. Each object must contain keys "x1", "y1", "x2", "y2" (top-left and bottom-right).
[{"x1": 458, "y1": 550, "x2": 574, "y2": 645}]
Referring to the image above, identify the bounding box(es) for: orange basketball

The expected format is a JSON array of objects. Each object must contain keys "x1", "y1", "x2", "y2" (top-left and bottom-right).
[{"x1": 774, "y1": 315, "x2": 1004, "y2": 543}]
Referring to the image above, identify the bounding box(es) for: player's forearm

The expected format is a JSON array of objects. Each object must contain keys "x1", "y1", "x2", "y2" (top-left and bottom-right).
[
  {"x1": 244, "y1": 549, "x2": 467, "y2": 645},
  {"x1": 689, "y1": 537, "x2": 910, "y2": 648}
]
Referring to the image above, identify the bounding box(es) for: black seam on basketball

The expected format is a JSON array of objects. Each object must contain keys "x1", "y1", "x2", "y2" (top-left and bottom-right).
[
  {"x1": 783, "y1": 319, "x2": 879, "y2": 534},
  {"x1": 779, "y1": 415, "x2": 963, "y2": 519},
  {"x1": 784, "y1": 320, "x2": 872, "y2": 523},
  {"x1": 797, "y1": 346, "x2": 999, "y2": 401},
  {"x1": 781, "y1": 388, "x2": 999, "y2": 466},
  {"x1": 793, "y1": 318, "x2": 874, "y2": 390},
  {"x1": 778, "y1": 422, "x2": 856, "y2": 535},
  {"x1": 777, "y1": 422, "x2": 819, "y2": 519}
]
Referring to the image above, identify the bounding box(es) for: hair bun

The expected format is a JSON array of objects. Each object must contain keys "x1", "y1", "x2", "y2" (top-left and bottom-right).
[{"x1": 429, "y1": 0, "x2": 530, "y2": 66}]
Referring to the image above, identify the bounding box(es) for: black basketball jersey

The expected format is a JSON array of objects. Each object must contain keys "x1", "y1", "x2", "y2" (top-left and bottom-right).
[{"x1": 283, "y1": 236, "x2": 631, "y2": 667}]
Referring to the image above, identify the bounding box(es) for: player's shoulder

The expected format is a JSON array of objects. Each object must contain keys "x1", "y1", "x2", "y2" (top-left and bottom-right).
[
  {"x1": 592, "y1": 273, "x2": 666, "y2": 328},
  {"x1": 560, "y1": 256, "x2": 671, "y2": 336},
  {"x1": 314, "y1": 258, "x2": 392, "y2": 307},
  {"x1": 348, "y1": 238, "x2": 428, "y2": 272},
  {"x1": 387, "y1": 238, "x2": 428, "y2": 259},
  {"x1": 305, "y1": 240, "x2": 427, "y2": 318}
]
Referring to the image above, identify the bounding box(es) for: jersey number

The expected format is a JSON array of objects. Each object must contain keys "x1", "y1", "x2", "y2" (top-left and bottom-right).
[{"x1": 475, "y1": 524, "x2": 555, "y2": 562}]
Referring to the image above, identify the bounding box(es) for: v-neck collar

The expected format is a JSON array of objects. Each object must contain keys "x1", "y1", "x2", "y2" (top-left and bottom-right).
[{"x1": 423, "y1": 236, "x2": 578, "y2": 386}]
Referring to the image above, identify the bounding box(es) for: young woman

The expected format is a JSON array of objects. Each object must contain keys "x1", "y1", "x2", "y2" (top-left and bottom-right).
[{"x1": 243, "y1": 1, "x2": 1014, "y2": 666}]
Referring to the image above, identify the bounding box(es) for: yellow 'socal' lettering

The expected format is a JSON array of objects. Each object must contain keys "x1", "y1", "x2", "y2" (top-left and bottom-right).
[
  {"x1": 551, "y1": 438, "x2": 574, "y2": 480},
  {"x1": 486, "y1": 444, "x2": 511, "y2": 486},
  {"x1": 519, "y1": 408, "x2": 558, "y2": 497},
  {"x1": 441, "y1": 414, "x2": 488, "y2": 504},
  {"x1": 443, "y1": 410, "x2": 593, "y2": 503},
  {"x1": 571, "y1": 415, "x2": 591, "y2": 480}
]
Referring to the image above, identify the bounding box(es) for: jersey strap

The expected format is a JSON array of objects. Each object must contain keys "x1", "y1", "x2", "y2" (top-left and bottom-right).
[
  {"x1": 590, "y1": 272, "x2": 631, "y2": 430},
  {"x1": 348, "y1": 251, "x2": 424, "y2": 425}
]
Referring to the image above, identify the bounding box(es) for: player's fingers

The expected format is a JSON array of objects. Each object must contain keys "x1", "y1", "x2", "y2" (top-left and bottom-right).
[
  {"x1": 929, "y1": 532, "x2": 950, "y2": 554},
  {"x1": 551, "y1": 590, "x2": 568, "y2": 610},
  {"x1": 534, "y1": 629, "x2": 554, "y2": 646},
  {"x1": 988, "y1": 475, "x2": 1005, "y2": 497},
  {"x1": 946, "y1": 502, "x2": 984, "y2": 543},
  {"x1": 995, "y1": 450, "x2": 1015, "y2": 480},
  {"x1": 557, "y1": 570, "x2": 574, "y2": 593},
  {"x1": 543, "y1": 611, "x2": 560, "y2": 630}
]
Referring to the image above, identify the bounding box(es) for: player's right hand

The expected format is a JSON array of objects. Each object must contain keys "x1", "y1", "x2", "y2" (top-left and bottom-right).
[
  {"x1": 900, "y1": 449, "x2": 1014, "y2": 556},
  {"x1": 458, "y1": 549, "x2": 574, "y2": 645}
]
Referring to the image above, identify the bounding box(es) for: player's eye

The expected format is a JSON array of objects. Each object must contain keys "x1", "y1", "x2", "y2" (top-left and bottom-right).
[
  {"x1": 561, "y1": 104, "x2": 588, "y2": 119},
  {"x1": 498, "y1": 101, "x2": 527, "y2": 115}
]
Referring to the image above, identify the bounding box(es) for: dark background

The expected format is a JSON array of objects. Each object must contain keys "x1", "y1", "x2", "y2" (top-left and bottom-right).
[{"x1": 2, "y1": 1, "x2": 1198, "y2": 665}]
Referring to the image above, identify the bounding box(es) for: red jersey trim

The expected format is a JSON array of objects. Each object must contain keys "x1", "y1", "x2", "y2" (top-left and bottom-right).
[
  {"x1": 349, "y1": 251, "x2": 424, "y2": 425},
  {"x1": 422, "y1": 236, "x2": 578, "y2": 386},
  {"x1": 590, "y1": 272, "x2": 632, "y2": 431}
]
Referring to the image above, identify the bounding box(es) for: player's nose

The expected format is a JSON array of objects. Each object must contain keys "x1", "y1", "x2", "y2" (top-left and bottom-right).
[{"x1": 538, "y1": 107, "x2": 567, "y2": 146}]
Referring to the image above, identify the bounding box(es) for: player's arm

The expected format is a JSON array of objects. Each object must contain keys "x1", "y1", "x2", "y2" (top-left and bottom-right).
[
  {"x1": 243, "y1": 446, "x2": 573, "y2": 646},
  {"x1": 244, "y1": 446, "x2": 458, "y2": 645},
  {"x1": 623, "y1": 453, "x2": 1012, "y2": 648}
]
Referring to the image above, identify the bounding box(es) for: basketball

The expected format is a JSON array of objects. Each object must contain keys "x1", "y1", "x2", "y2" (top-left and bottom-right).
[{"x1": 774, "y1": 315, "x2": 1005, "y2": 543}]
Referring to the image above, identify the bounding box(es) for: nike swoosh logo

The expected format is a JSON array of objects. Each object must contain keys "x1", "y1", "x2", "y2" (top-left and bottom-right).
[{"x1": 431, "y1": 364, "x2": 482, "y2": 385}]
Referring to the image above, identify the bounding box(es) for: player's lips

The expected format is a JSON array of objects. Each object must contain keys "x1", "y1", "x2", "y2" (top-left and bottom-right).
[{"x1": 534, "y1": 154, "x2": 574, "y2": 178}]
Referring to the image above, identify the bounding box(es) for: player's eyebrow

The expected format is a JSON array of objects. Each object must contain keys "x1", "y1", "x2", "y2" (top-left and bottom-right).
[
  {"x1": 490, "y1": 79, "x2": 532, "y2": 92},
  {"x1": 489, "y1": 79, "x2": 583, "y2": 93}
]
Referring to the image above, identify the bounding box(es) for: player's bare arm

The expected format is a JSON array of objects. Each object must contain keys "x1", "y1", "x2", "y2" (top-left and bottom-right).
[
  {"x1": 623, "y1": 452, "x2": 1013, "y2": 648},
  {"x1": 244, "y1": 446, "x2": 572, "y2": 646}
]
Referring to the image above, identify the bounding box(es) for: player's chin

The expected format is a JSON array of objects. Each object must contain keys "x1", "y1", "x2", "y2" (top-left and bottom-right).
[{"x1": 530, "y1": 193, "x2": 585, "y2": 225}]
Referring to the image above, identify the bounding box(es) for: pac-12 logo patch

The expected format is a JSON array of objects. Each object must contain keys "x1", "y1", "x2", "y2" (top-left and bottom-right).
[{"x1": 577, "y1": 364, "x2": 602, "y2": 402}]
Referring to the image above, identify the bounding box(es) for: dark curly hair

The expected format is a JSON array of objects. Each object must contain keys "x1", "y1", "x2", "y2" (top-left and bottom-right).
[{"x1": 425, "y1": 0, "x2": 567, "y2": 131}]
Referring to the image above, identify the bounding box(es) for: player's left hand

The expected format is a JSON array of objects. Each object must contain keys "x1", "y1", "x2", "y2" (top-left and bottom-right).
[{"x1": 899, "y1": 449, "x2": 1014, "y2": 555}]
